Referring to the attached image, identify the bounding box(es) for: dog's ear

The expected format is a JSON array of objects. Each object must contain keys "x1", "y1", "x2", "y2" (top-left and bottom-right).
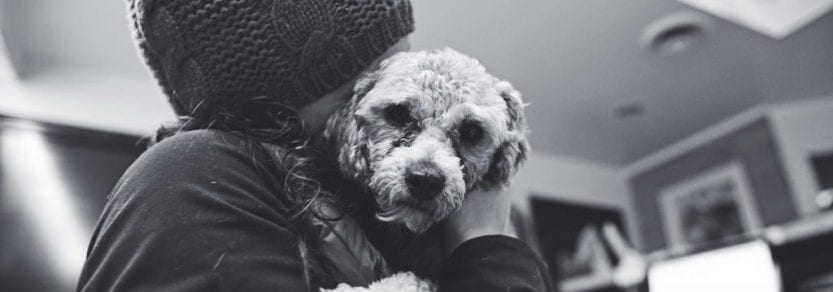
[
  {"x1": 478, "y1": 80, "x2": 529, "y2": 190},
  {"x1": 321, "y1": 70, "x2": 382, "y2": 182},
  {"x1": 496, "y1": 80, "x2": 525, "y2": 133},
  {"x1": 324, "y1": 103, "x2": 370, "y2": 182},
  {"x1": 353, "y1": 70, "x2": 380, "y2": 101},
  {"x1": 324, "y1": 100, "x2": 371, "y2": 182}
]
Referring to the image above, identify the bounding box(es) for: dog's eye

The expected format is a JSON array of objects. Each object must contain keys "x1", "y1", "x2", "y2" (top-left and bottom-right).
[
  {"x1": 384, "y1": 104, "x2": 412, "y2": 126},
  {"x1": 458, "y1": 121, "x2": 484, "y2": 143}
]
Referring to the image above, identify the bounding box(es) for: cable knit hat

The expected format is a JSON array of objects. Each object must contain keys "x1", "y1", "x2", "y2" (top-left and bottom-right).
[{"x1": 128, "y1": 0, "x2": 414, "y2": 119}]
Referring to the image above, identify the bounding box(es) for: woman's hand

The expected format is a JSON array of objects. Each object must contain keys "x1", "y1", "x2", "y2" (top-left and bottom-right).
[{"x1": 443, "y1": 187, "x2": 514, "y2": 254}]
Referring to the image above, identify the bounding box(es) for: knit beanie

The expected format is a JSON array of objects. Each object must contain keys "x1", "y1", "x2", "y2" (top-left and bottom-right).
[{"x1": 128, "y1": 0, "x2": 414, "y2": 121}]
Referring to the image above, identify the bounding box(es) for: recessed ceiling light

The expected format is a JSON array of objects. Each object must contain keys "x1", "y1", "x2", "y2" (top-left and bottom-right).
[
  {"x1": 615, "y1": 101, "x2": 645, "y2": 120},
  {"x1": 640, "y1": 12, "x2": 710, "y2": 56}
]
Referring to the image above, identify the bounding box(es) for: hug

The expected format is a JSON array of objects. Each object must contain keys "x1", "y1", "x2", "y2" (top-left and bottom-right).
[{"x1": 77, "y1": 0, "x2": 553, "y2": 291}]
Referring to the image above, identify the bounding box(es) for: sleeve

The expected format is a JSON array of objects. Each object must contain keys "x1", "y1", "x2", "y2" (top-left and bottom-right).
[
  {"x1": 439, "y1": 235, "x2": 556, "y2": 292},
  {"x1": 77, "y1": 130, "x2": 312, "y2": 292}
]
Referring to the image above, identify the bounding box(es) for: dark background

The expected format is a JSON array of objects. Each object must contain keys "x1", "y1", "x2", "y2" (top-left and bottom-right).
[
  {"x1": 531, "y1": 196, "x2": 624, "y2": 283},
  {"x1": 0, "y1": 115, "x2": 143, "y2": 292},
  {"x1": 812, "y1": 152, "x2": 833, "y2": 191}
]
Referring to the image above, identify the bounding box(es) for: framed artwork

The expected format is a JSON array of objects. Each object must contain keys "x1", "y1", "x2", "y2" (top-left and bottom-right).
[
  {"x1": 629, "y1": 118, "x2": 795, "y2": 252},
  {"x1": 531, "y1": 197, "x2": 624, "y2": 291},
  {"x1": 659, "y1": 161, "x2": 762, "y2": 251}
]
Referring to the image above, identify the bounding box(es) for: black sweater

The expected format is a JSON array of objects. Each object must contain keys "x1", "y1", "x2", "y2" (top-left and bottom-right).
[{"x1": 77, "y1": 130, "x2": 554, "y2": 291}]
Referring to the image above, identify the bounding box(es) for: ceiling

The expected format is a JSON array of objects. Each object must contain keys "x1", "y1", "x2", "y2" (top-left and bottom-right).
[{"x1": 0, "y1": 0, "x2": 832, "y2": 166}]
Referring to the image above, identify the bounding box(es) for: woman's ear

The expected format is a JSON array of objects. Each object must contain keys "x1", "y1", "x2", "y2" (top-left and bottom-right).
[{"x1": 479, "y1": 80, "x2": 530, "y2": 190}]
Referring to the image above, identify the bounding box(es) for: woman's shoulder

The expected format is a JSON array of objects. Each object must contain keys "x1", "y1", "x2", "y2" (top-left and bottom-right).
[
  {"x1": 148, "y1": 128, "x2": 266, "y2": 159},
  {"x1": 81, "y1": 129, "x2": 313, "y2": 291},
  {"x1": 110, "y1": 129, "x2": 294, "y2": 221},
  {"x1": 136, "y1": 129, "x2": 282, "y2": 176}
]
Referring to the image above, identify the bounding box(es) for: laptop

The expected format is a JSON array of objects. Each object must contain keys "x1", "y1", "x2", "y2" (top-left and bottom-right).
[{"x1": 648, "y1": 240, "x2": 780, "y2": 292}]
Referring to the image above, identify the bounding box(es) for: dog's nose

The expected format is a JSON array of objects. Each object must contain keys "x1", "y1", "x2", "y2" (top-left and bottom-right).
[{"x1": 405, "y1": 162, "x2": 446, "y2": 201}]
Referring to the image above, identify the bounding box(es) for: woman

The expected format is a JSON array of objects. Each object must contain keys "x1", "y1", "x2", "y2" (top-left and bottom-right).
[{"x1": 78, "y1": 0, "x2": 553, "y2": 291}]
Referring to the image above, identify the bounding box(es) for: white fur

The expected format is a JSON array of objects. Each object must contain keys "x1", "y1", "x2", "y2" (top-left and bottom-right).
[
  {"x1": 370, "y1": 131, "x2": 465, "y2": 232},
  {"x1": 321, "y1": 48, "x2": 530, "y2": 291},
  {"x1": 321, "y1": 272, "x2": 436, "y2": 292},
  {"x1": 324, "y1": 48, "x2": 529, "y2": 233}
]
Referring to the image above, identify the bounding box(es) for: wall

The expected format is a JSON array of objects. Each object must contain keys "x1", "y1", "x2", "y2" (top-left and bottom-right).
[
  {"x1": 621, "y1": 96, "x2": 833, "y2": 250},
  {"x1": 509, "y1": 149, "x2": 628, "y2": 250},
  {"x1": 628, "y1": 118, "x2": 796, "y2": 252},
  {"x1": 512, "y1": 151, "x2": 625, "y2": 210},
  {"x1": 622, "y1": 106, "x2": 768, "y2": 249},
  {"x1": 0, "y1": 0, "x2": 174, "y2": 136},
  {"x1": 769, "y1": 96, "x2": 833, "y2": 215},
  {"x1": 0, "y1": 70, "x2": 174, "y2": 137}
]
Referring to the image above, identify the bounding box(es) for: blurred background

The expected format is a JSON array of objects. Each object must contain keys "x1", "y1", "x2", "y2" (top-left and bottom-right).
[{"x1": 0, "y1": 0, "x2": 832, "y2": 291}]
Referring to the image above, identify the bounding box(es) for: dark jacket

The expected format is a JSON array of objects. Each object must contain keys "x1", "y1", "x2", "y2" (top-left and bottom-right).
[{"x1": 77, "y1": 129, "x2": 554, "y2": 291}]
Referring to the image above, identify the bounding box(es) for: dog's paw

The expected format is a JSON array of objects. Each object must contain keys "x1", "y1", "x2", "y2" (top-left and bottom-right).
[{"x1": 321, "y1": 272, "x2": 436, "y2": 292}]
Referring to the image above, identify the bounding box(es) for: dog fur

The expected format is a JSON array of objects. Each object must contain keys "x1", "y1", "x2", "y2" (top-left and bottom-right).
[
  {"x1": 321, "y1": 272, "x2": 435, "y2": 292},
  {"x1": 324, "y1": 48, "x2": 529, "y2": 233},
  {"x1": 320, "y1": 48, "x2": 529, "y2": 290}
]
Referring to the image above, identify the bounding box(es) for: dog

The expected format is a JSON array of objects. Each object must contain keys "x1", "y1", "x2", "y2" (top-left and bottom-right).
[{"x1": 320, "y1": 48, "x2": 529, "y2": 290}]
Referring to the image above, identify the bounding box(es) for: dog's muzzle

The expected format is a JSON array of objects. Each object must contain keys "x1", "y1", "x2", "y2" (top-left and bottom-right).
[
  {"x1": 405, "y1": 161, "x2": 446, "y2": 201},
  {"x1": 367, "y1": 130, "x2": 467, "y2": 232}
]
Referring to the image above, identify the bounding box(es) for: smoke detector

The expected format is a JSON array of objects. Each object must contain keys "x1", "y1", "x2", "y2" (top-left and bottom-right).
[{"x1": 640, "y1": 13, "x2": 710, "y2": 56}]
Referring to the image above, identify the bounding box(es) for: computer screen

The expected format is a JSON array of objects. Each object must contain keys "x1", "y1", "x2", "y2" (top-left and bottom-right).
[{"x1": 649, "y1": 240, "x2": 780, "y2": 292}]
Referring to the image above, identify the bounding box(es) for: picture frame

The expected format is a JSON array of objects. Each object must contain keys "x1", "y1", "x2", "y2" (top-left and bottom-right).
[
  {"x1": 628, "y1": 117, "x2": 796, "y2": 252},
  {"x1": 530, "y1": 197, "x2": 624, "y2": 291},
  {"x1": 658, "y1": 161, "x2": 762, "y2": 251}
]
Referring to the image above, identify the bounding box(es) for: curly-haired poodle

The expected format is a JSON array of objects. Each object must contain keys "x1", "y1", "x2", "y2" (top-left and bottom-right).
[{"x1": 320, "y1": 48, "x2": 529, "y2": 291}]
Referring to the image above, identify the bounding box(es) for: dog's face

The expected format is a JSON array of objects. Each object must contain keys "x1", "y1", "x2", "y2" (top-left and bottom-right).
[{"x1": 324, "y1": 49, "x2": 528, "y2": 233}]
